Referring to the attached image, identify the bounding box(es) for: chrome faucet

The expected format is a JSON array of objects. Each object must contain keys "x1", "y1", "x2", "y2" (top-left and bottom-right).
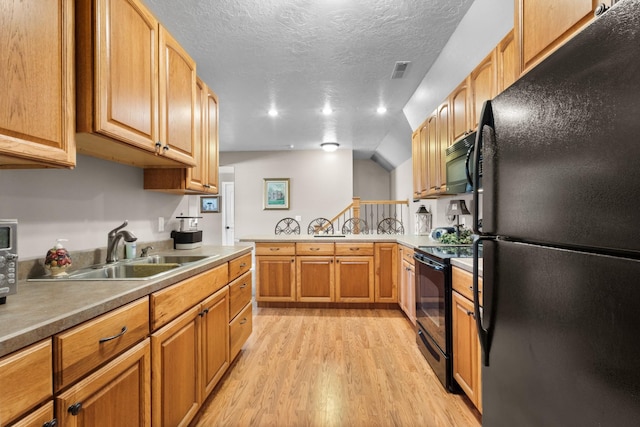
[{"x1": 106, "y1": 220, "x2": 137, "y2": 263}]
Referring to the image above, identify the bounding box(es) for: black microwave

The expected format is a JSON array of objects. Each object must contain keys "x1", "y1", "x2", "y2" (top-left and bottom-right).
[{"x1": 445, "y1": 131, "x2": 482, "y2": 194}]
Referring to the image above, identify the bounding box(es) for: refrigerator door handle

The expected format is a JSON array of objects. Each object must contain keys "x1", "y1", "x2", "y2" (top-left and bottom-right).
[
  {"x1": 474, "y1": 236, "x2": 492, "y2": 366},
  {"x1": 472, "y1": 100, "x2": 494, "y2": 235}
]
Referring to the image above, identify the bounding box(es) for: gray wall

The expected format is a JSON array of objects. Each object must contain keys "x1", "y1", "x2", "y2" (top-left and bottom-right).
[
  {"x1": 220, "y1": 150, "x2": 354, "y2": 237},
  {"x1": 353, "y1": 159, "x2": 391, "y2": 200}
]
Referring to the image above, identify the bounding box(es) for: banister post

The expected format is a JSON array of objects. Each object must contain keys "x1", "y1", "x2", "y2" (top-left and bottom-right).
[{"x1": 352, "y1": 197, "x2": 361, "y2": 234}]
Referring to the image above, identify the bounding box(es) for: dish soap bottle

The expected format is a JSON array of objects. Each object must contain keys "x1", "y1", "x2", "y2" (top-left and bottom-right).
[{"x1": 44, "y1": 239, "x2": 72, "y2": 276}]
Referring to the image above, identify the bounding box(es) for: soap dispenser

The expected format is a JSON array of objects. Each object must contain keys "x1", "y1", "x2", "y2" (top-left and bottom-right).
[{"x1": 44, "y1": 239, "x2": 72, "y2": 276}]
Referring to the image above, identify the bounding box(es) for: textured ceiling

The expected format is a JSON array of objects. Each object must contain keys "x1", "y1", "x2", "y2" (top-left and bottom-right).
[{"x1": 145, "y1": 0, "x2": 474, "y2": 164}]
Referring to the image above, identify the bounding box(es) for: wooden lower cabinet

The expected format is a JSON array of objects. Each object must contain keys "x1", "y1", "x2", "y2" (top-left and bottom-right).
[
  {"x1": 398, "y1": 245, "x2": 416, "y2": 325},
  {"x1": 452, "y1": 266, "x2": 483, "y2": 412},
  {"x1": 374, "y1": 243, "x2": 397, "y2": 302},
  {"x1": 230, "y1": 302, "x2": 253, "y2": 360},
  {"x1": 55, "y1": 339, "x2": 151, "y2": 427},
  {"x1": 297, "y1": 256, "x2": 334, "y2": 302},
  {"x1": 0, "y1": 340, "x2": 52, "y2": 426},
  {"x1": 256, "y1": 255, "x2": 296, "y2": 301},
  {"x1": 335, "y1": 256, "x2": 374, "y2": 302},
  {"x1": 201, "y1": 287, "x2": 230, "y2": 398},
  {"x1": 9, "y1": 401, "x2": 55, "y2": 427},
  {"x1": 151, "y1": 306, "x2": 200, "y2": 427}
]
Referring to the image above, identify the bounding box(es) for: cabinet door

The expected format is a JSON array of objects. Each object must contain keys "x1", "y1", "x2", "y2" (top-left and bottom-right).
[
  {"x1": 374, "y1": 243, "x2": 397, "y2": 302},
  {"x1": 55, "y1": 339, "x2": 151, "y2": 427},
  {"x1": 436, "y1": 101, "x2": 450, "y2": 193},
  {"x1": 256, "y1": 256, "x2": 296, "y2": 301},
  {"x1": 158, "y1": 25, "x2": 196, "y2": 166},
  {"x1": 426, "y1": 113, "x2": 438, "y2": 195},
  {"x1": 496, "y1": 29, "x2": 520, "y2": 93},
  {"x1": 297, "y1": 256, "x2": 334, "y2": 302},
  {"x1": 412, "y1": 130, "x2": 422, "y2": 199},
  {"x1": 201, "y1": 287, "x2": 229, "y2": 399},
  {"x1": 151, "y1": 307, "x2": 200, "y2": 427},
  {"x1": 517, "y1": 0, "x2": 597, "y2": 72},
  {"x1": 449, "y1": 78, "x2": 471, "y2": 143},
  {"x1": 470, "y1": 51, "x2": 497, "y2": 130},
  {"x1": 91, "y1": 0, "x2": 158, "y2": 150},
  {"x1": 186, "y1": 77, "x2": 207, "y2": 191},
  {"x1": 452, "y1": 291, "x2": 480, "y2": 408},
  {"x1": 419, "y1": 123, "x2": 429, "y2": 198},
  {"x1": 0, "y1": 340, "x2": 52, "y2": 426},
  {"x1": 0, "y1": 0, "x2": 75, "y2": 168},
  {"x1": 335, "y1": 256, "x2": 374, "y2": 302},
  {"x1": 205, "y1": 87, "x2": 220, "y2": 193}
]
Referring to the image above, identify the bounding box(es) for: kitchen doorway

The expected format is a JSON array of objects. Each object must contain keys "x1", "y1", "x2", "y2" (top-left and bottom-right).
[{"x1": 222, "y1": 181, "x2": 234, "y2": 245}]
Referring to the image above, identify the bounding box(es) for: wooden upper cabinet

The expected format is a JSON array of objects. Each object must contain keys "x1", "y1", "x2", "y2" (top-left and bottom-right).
[
  {"x1": 411, "y1": 130, "x2": 422, "y2": 200},
  {"x1": 76, "y1": 0, "x2": 196, "y2": 168},
  {"x1": 143, "y1": 81, "x2": 219, "y2": 194},
  {"x1": 158, "y1": 25, "x2": 197, "y2": 165},
  {"x1": 496, "y1": 30, "x2": 520, "y2": 93},
  {"x1": 516, "y1": 0, "x2": 600, "y2": 74},
  {"x1": 449, "y1": 78, "x2": 471, "y2": 143},
  {"x1": 0, "y1": 0, "x2": 75, "y2": 169},
  {"x1": 205, "y1": 87, "x2": 220, "y2": 193},
  {"x1": 426, "y1": 112, "x2": 437, "y2": 195},
  {"x1": 469, "y1": 50, "x2": 497, "y2": 130},
  {"x1": 435, "y1": 101, "x2": 450, "y2": 193}
]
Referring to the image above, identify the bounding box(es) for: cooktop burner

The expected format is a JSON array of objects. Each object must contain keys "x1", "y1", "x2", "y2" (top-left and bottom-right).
[{"x1": 417, "y1": 245, "x2": 477, "y2": 260}]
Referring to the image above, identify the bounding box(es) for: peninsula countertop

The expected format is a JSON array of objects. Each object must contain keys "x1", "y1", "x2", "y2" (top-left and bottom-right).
[{"x1": 0, "y1": 245, "x2": 252, "y2": 358}]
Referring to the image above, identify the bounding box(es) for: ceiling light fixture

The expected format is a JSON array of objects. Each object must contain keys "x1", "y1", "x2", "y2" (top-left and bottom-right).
[
  {"x1": 377, "y1": 106, "x2": 387, "y2": 114},
  {"x1": 321, "y1": 142, "x2": 339, "y2": 152},
  {"x1": 322, "y1": 106, "x2": 333, "y2": 115},
  {"x1": 268, "y1": 108, "x2": 278, "y2": 117}
]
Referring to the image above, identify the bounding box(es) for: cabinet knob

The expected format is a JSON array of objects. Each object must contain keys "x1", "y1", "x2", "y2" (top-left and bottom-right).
[
  {"x1": 43, "y1": 419, "x2": 58, "y2": 427},
  {"x1": 594, "y1": 3, "x2": 609, "y2": 16},
  {"x1": 68, "y1": 402, "x2": 83, "y2": 416},
  {"x1": 155, "y1": 141, "x2": 162, "y2": 149},
  {"x1": 162, "y1": 144, "x2": 170, "y2": 152}
]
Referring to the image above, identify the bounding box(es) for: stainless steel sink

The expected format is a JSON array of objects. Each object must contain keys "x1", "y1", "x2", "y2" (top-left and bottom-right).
[{"x1": 28, "y1": 254, "x2": 219, "y2": 281}]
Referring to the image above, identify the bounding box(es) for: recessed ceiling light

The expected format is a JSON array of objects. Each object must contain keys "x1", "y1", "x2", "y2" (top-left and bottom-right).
[
  {"x1": 377, "y1": 106, "x2": 387, "y2": 114},
  {"x1": 321, "y1": 142, "x2": 339, "y2": 152},
  {"x1": 268, "y1": 108, "x2": 278, "y2": 117},
  {"x1": 322, "y1": 106, "x2": 333, "y2": 115}
]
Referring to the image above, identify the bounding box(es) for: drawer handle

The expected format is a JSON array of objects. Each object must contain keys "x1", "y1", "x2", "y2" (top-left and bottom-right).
[
  {"x1": 99, "y1": 326, "x2": 128, "y2": 343},
  {"x1": 240, "y1": 283, "x2": 248, "y2": 289},
  {"x1": 43, "y1": 419, "x2": 58, "y2": 427},
  {"x1": 199, "y1": 308, "x2": 210, "y2": 317},
  {"x1": 239, "y1": 317, "x2": 248, "y2": 325},
  {"x1": 269, "y1": 247, "x2": 280, "y2": 251},
  {"x1": 240, "y1": 262, "x2": 247, "y2": 267},
  {"x1": 468, "y1": 285, "x2": 482, "y2": 293},
  {"x1": 68, "y1": 402, "x2": 83, "y2": 416},
  {"x1": 349, "y1": 247, "x2": 360, "y2": 251},
  {"x1": 310, "y1": 247, "x2": 320, "y2": 251}
]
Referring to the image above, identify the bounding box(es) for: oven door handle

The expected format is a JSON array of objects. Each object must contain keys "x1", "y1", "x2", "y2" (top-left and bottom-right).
[{"x1": 413, "y1": 254, "x2": 445, "y2": 271}]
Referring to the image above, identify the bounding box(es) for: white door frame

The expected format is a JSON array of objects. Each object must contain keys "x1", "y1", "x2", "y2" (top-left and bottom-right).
[{"x1": 221, "y1": 181, "x2": 234, "y2": 245}]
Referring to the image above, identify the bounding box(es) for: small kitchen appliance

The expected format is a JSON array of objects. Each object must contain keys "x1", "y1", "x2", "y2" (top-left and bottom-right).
[
  {"x1": 0, "y1": 219, "x2": 18, "y2": 304},
  {"x1": 171, "y1": 216, "x2": 203, "y2": 250}
]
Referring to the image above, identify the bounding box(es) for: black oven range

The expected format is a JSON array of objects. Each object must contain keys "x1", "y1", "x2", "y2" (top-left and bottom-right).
[{"x1": 413, "y1": 245, "x2": 475, "y2": 392}]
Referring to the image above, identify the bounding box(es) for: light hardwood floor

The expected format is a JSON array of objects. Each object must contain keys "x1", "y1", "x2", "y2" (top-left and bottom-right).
[{"x1": 191, "y1": 306, "x2": 482, "y2": 427}]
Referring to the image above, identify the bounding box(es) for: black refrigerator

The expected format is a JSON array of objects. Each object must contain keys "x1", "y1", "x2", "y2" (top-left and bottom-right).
[{"x1": 470, "y1": 1, "x2": 640, "y2": 425}]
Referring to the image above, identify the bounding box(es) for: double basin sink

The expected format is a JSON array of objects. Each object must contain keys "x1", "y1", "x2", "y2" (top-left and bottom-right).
[{"x1": 30, "y1": 254, "x2": 217, "y2": 281}]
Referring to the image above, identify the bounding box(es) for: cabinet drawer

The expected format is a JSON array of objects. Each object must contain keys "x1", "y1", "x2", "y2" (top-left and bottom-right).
[
  {"x1": 54, "y1": 298, "x2": 149, "y2": 391},
  {"x1": 452, "y1": 267, "x2": 483, "y2": 303},
  {"x1": 10, "y1": 401, "x2": 54, "y2": 427},
  {"x1": 229, "y1": 302, "x2": 252, "y2": 360},
  {"x1": 296, "y1": 242, "x2": 334, "y2": 256},
  {"x1": 229, "y1": 252, "x2": 252, "y2": 281},
  {"x1": 255, "y1": 242, "x2": 295, "y2": 256},
  {"x1": 151, "y1": 263, "x2": 228, "y2": 330},
  {"x1": 335, "y1": 242, "x2": 374, "y2": 256},
  {"x1": 0, "y1": 340, "x2": 52, "y2": 426},
  {"x1": 229, "y1": 271, "x2": 252, "y2": 320},
  {"x1": 401, "y1": 245, "x2": 415, "y2": 264}
]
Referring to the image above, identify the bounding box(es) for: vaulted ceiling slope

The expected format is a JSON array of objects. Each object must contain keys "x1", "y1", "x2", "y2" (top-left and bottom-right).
[{"x1": 145, "y1": 0, "x2": 475, "y2": 169}]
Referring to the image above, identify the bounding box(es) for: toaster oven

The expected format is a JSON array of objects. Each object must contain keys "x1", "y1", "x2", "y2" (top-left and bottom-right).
[{"x1": 0, "y1": 219, "x2": 18, "y2": 304}]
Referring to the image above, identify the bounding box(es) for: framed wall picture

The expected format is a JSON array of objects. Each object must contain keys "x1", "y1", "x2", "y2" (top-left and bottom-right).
[
  {"x1": 200, "y1": 196, "x2": 220, "y2": 213},
  {"x1": 263, "y1": 178, "x2": 290, "y2": 210}
]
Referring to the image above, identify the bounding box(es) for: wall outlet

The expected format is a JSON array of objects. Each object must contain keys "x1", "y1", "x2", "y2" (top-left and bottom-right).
[
  {"x1": 158, "y1": 216, "x2": 164, "y2": 232},
  {"x1": 295, "y1": 215, "x2": 302, "y2": 222}
]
